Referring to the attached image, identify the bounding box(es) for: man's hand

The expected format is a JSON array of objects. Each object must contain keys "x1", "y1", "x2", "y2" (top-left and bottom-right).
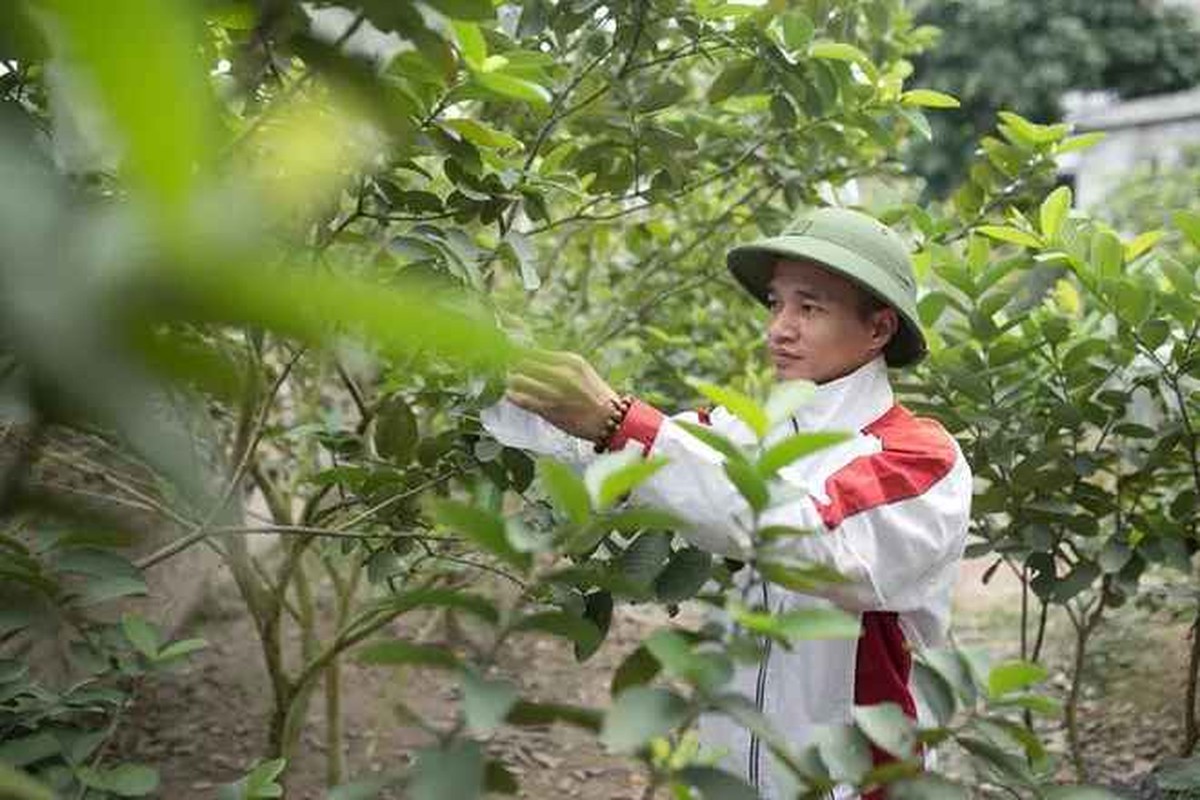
[{"x1": 505, "y1": 349, "x2": 620, "y2": 442}]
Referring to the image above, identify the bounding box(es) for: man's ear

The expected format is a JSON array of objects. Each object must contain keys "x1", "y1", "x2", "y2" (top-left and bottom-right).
[{"x1": 870, "y1": 307, "x2": 899, "y2": 348}]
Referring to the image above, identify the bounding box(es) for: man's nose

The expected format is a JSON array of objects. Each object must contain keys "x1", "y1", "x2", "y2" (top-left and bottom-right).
[{"x1": 768, "y1": 314, "x2": 797, "y2": 345}]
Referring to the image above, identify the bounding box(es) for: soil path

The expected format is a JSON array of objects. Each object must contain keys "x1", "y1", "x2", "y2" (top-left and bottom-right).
[{"x1": 112, "y1": 557, "x2": 1183, "y2": 797}]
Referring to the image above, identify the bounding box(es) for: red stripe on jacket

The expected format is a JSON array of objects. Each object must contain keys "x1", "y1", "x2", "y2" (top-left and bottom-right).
[
  {"x1": 816, "y1": 404, "x2": 954, "y2": 799},
  {"x1": 813, "y1": 405, "x2": 957, "y2": 529}
]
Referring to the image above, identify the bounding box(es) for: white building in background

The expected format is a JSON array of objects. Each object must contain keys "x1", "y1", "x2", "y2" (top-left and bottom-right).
[
  {"x1": 1060, "y1": 87, "x2": 1200, "y2": 211},
  {"x1": 1058, "y1": 0, "x2": 1200, "y2": 210}
]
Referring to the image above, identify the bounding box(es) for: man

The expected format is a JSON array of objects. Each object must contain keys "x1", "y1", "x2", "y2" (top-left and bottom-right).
[{"x1": 482, "y1": 207, "x2": 972, "y2": 799}]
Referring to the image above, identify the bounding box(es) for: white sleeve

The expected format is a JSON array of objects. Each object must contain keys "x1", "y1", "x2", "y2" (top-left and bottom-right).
[
  {"x1": 480, "y1": 399, "x2": 596, "y2": 470},
  {"x1": 755, "y1": 452, "x2": 972, "y2": 612},
  {"x1": 627, "y1": 409, "x2": 972, "y2": 613}
]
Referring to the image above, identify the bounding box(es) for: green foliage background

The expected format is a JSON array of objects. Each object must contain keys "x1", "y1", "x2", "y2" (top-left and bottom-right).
[{"x1": 0, "y1": 1, "x2": 1198, "y2": 799}]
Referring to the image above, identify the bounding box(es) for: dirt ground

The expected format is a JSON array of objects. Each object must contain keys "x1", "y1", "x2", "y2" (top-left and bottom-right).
[{"x1": 110, "y1": 556, "x2": 1190, "y2": 798}]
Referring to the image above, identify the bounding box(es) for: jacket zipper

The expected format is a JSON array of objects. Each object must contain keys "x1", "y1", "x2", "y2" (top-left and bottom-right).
[
  {"x1": 748, "y1": 581, "x2": 771, "y2": 788},
  {"x1": 748, "y1": 417, "x2": 798, "y2": 788}
]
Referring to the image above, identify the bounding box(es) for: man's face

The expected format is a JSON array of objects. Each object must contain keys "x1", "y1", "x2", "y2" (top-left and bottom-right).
[{"x1": 766, "y1": 259, "x2": 898, "y2": 384}]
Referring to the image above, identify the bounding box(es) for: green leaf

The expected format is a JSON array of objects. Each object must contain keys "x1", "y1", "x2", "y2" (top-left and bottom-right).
[
  {"x1": 600, "y1": 687, "x2": 689, "y2": 754},
  {"x1": 1154, "y1": 755, "x2": 1200, "y2": 791},
  {"x1": 897, "y1": 107, "x2": 931, "y2": 141},
  {"x1": 358, "y1": 640, "x2": 460, "y2": 670},
  {"x1": 852, "y1": 703, "x2": 915, "y2": 759},
  {"x1": 732, "y1": 606, "x2": 860, "y2": 643},
  {"x1": 364, "y1": 588, "x2": 499, "y2": 624},
  {"x1": 101, "y1": 764, "x2": 160, "y2": 797},
  {"x1": 758, "y1": 558, "x2": 847, "y2": 592},
  {"x1": 991, "y1": 692, "x2": 1062, "y2": 716},
  {"x1": 594, "y1": 456, "x2": 669, "y2": 510},
  {"x1": 1054, "y1": 131, "x2": 1106, "y2": 155},
  {"x1": 576, "y1": 590, "x2": 613, "y2": 661},
  {"x1": 483, "y1": 760, "x2": 518, "y2": 794},
  {"x1": 502, "y1": 230, "x2": 540, "y2": 291},
  {"x1": 674, "y1": 766, "x2": 758, "y2": 800},
  {"x1": 619, "y1": 532, "x2": 672, "y2": 587},
  {"x1": 1125, "y1": 229, "x2": 1164, "y2": 261},
  {"x1": 654, "y1": 547, "x2": 713, "y2": 603},
  {"x1": 1054, "y1": 561, "x2": 1100, "y2": 602},
  {"x1": 986, "y1": 660, "x2": 1047, "y2": 697},
  {"x1": 444, "y1": 118, "x2": 522, "y2": 152},
  {"x1": 537, "y1": 458, "x2": 590, "y2": 525},
  {"x1": 421, "y1": 0, "x2": 494, "y2": 20},
  {"x1": 514, "y1": 611, "x2": 601, "y2": 655},
  {"x1": 1173, "y1": 210, "x2": 1200, "y2": 249},
  {"x1": 1040, "y1": 789, "x2": 1122, "y2": 800},
  {"x1": 506, "y1": 700, "x2": 602, "y2": 732},
  {"x1": 708, "y1": 59, "x2": 756, "y2": 103},
  {"x1": 409, "y1": 741, "x2": 485, "y2": 800},
  {"x1": 602, "y1": 508, "x2": 687, "y2": 534},
  {"x1": 461, "y1": 669, "x2": 519, "y2": 735},
  {"x1": 912, "y1": 661, "x2": 956, "y2": 725},
  {"x1": 0, "y1": 763, "x2": 53, "y2": 800},
  {"x1": 46, "y1": 0, "x2": 213, "y2": 209},
  {"x1": 757, "y1": 431, "x2": 851, "y2": 477},
  {"x1": 674, "y1": 421, "x2": 750, "y2": 466},
  {"x1": 121, "y1": 613, "x2": 160, "y2": 658},
  {"x1": 156, "y1": 637, "x2": 208, "y2": 661},
  {"x1": 763, "y1": 379, "x2": 815, "y2": 427},
  {"x1": 473, "y1": 71, "x2": 550, "y2": 106},
  {"x1": 724, "y1": 459, "x2": 769, "y2": 512},
  {"x1": 430, "y1": 499, "x2": 530, "y2": 571},
  {"x1": 890, "y1": 775, "x2": 969, "y2": 800},
  {"x1": 0, "y1": 733, "x2": 58, "y2": 768},
  {"x1": 451, "y1": 21, "x2": 487, "y2": 67},
  {"x1": 611, "y1": 645, "x2": 662, "y2": 695},
  {"x1": 1091, "y1": 229, "x2": 1123, "y2": 278},
  {"x1": 373, "y1": 395, "x2": 418, "y2": 464},
  {"x1": 956, "y1": 736, "x2": 1035, "y2": 787},
  {"x1": 78, "y1": 576, "x2": 148, "y2": 605},
  {"x1": 812, "y1": 725, "x2": 873, "y2": 783},
  {"x1": 642, "y1": 630, "x2": 731, "y2": 692},
  {"x1": 809, "y1": 40, "x2": 871, "y2": 66},
  {"x1": 997, "y1": 111, "x2": 1068, "y2": 146},
  {"x1": 976, "y1": 225, "x2": 1043, "y2": 249},
  {"x1": 686, "y1": 380, "x2": 768, "y2": 439},
  {"x1": 900, "y1": 89, "x2": 960, "y2": 109},
  {"x1": 1039, "y1": 186, "x2": 1071, "y2": 240},
  {"x1": 778, "y1": 10, "x2": 814, "y2": 51}
]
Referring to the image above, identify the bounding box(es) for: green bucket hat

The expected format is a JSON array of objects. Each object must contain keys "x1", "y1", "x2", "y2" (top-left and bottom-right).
[{"x1": 726, "y1": 206, "x2": 927, "y2": 367}]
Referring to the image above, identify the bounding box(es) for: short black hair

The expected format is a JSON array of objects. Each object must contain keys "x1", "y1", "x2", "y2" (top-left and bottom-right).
[{"x1": 854, "y1": 285, "x2": 888, "y2": 320}]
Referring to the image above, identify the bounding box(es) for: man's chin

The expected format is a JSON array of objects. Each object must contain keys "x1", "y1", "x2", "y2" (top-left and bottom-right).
[{"x1": 773, "y1": 360, "x2": 817, "y2": 382}]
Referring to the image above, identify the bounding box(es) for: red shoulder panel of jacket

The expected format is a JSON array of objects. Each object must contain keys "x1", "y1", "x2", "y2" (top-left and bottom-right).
[{"x1": 813, "y1": 404, "x2": 957, "y2": 529}]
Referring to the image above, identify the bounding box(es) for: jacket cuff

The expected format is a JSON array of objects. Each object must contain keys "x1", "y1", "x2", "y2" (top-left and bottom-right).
[{"x1": 607, "y1": 399, "x2": 664, "y2": 455}]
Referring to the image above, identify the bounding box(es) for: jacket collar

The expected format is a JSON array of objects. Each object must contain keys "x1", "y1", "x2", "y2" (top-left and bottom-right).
[{"x1": 788, "y1": 354, "x2": 894, "y2": 434}]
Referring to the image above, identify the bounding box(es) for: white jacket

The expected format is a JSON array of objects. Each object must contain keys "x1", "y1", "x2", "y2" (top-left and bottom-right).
[{"x1": 482, "y1": 356, "x2": 972, "y2": 799}]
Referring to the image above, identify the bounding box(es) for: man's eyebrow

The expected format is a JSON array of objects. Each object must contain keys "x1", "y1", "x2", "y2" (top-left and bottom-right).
[{"x1": 767, "y1": 285, "x2": 826, "y2": 301}]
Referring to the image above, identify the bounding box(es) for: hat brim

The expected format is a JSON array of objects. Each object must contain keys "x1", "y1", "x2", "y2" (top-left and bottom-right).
[{"x1": 727, "y1": 235, "x2": 927, "y2": 368}]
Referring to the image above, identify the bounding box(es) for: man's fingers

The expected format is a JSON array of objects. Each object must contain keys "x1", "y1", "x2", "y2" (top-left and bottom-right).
[
  {"x1": 512, "y1": 357, "x2": 570, "y2": 387},
  {"x1": 507, "y1": 372, "x2": 558, "y2": 403},
  {"x1": 520, "y1": 348, "x2": 581, "y2": 372},
  {"x1": 505, "y1": 389, "x2": 543, "y2": 413}
]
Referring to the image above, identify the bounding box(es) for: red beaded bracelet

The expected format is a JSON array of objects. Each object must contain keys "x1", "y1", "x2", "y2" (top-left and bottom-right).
[{"x1": 593, "y1": 394, "x2": 634, "y2": 453}]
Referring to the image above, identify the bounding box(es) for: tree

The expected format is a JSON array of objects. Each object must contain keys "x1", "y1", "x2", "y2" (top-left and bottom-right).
[{"x1": 906, "y1": 0, "x2": 1200, "y2": 196}]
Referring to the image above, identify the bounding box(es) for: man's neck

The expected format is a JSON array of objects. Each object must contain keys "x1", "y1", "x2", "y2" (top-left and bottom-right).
[{"x1": 787, "y1": 355, "x2": 893, "y2": 434}]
